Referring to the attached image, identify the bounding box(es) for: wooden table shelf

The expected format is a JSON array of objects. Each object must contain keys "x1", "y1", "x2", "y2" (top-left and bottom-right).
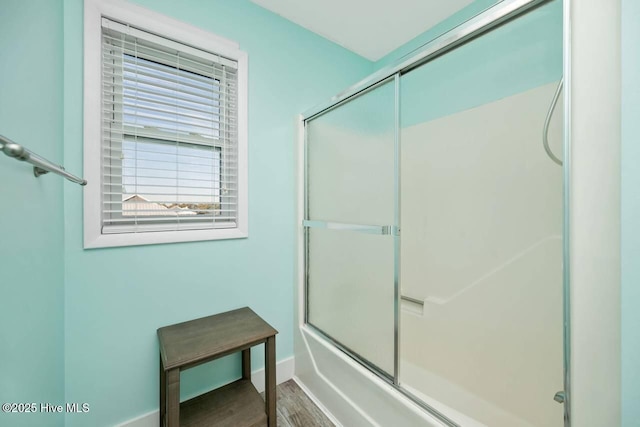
[
  {"x1": 180, "y1": 379, "x2": 266, "y2": 427},
  {"x1": 158, "y1": 307, "x2": 278, "y2": 427}
]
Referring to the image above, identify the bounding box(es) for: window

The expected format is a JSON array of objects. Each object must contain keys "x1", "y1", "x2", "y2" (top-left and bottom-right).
[{"x1": 84, "y1": 0, "x2": 247, "y2": 248}]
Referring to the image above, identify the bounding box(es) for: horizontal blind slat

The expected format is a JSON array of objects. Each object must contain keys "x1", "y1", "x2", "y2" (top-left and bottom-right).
[
  {"x1": 102, "y1": 163, "x2": 238, "y2": 172},
  {"x1": 106, "y1": 108, "x2": 230, "y2": 133},
  {"x1": 101, "y1": 155, "x2": 238, "y2": 166},
  {"x1": 102, "y1": 201, "x2": 236, "y2": 209},
  {"x1": 103, "y1": 174, "x2": 235, "y2": 182},
  {"x1": 104, "y1": 216, "x2": 237, "y2": 224},
  {"x1": 101, "y1": 86, "x2": 235, "y2": 109},
  {"x1": 103, "y1": 117, "x2": 234, "y2": 135},
  {"x1": 101, "y1": 131, "x2": 237, "y2": 146}
]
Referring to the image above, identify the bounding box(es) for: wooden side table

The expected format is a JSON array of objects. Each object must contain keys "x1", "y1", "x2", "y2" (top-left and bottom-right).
[{"x1": 157, "y1": 307, "x2": 278, "y2": 427}]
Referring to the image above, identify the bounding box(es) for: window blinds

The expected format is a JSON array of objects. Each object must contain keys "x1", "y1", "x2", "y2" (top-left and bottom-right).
[{"x1": 101, "y1": 18, "x2": 238, "y2": 234}]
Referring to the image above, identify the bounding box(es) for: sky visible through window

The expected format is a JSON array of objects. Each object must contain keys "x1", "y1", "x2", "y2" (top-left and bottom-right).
[{"x1": 120, "y1": 54, "x2": 223, "y2": 211}]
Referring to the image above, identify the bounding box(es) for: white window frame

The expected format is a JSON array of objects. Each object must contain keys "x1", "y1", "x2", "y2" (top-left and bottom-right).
[{"x1": 83, "y1": 0, "x2": 248, "y2": 249}]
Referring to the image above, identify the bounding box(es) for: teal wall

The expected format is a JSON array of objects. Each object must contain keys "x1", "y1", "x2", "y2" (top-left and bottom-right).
[
  {"x1": 61, "y1": 0, "x2": 372, "y2": 425},
  {"x1": 0, "y1": 1, "x2": 65, "y2": 427},
  {"x1": 621, "y1": 0, "x2": 640, "y2": 424}
]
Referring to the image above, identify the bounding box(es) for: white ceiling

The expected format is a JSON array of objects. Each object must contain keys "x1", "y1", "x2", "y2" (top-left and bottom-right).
[{"x1": 250, "y1": 0, "x2": 475, "y2": 61}]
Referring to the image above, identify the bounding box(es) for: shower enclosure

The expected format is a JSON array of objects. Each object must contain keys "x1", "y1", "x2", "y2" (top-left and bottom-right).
[{"x1": 298, "y1": 0, "x2": 567, "y2": 426}]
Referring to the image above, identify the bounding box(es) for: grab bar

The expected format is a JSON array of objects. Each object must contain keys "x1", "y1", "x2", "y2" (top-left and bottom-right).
[
  {"x1": 400, "y1": 295, "x2": 424, "y2": 307},
  {"x1": 543, "y1": 78, "x2": 563, "y2": 166},
  {"x1": 0, "y1": 134, "x2": 87, "y2": 186}
]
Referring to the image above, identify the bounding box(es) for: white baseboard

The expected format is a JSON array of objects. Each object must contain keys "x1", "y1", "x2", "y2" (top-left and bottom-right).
[
  {"x1": 253, "y1": 355, "x2": 295, "y2": 394},
  {"x1": 117, "y1": 356, "x2": 295, "y2": 427}
]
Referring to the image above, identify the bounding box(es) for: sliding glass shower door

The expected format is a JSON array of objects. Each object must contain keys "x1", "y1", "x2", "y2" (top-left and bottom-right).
[
  {"x1": 398, "y1": 2, "x2": 564, "y2": 426},
  {"x1": 305, "y1": 79, "x2": 397, "y2": 376},
  {"x1": 303, "y1": 1, "x2": 564, "y2": 426}
]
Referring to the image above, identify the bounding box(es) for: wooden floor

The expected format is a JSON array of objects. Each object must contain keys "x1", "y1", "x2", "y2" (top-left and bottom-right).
[{"x1": 261, "y1": 380, "x2": 335, "y2": 427}]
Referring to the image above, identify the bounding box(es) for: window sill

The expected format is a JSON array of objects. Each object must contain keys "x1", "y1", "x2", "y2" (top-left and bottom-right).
[{"x1": 84, "y1": 227, "x2": 248, "y2": 249}]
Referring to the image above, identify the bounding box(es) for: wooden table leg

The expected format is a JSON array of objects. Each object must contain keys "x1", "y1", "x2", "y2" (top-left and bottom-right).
[
  {"x1": 160, "y1": 355, "x2": 166, "y2": 427},
  {"x1": 242, "y1": 348, "x2": 251, "y2": 380},
  {"x1": 166, "y1": 368, "x2": 180, "y2": 427},
  {"x1": 265, "y1": 336, "x2": 276, "y2": 427}
]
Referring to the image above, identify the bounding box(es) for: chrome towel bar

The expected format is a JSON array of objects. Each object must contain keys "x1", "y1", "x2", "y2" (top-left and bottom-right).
[{"x1": 0, "y1": 134, "x2": 86, "y2": 186}]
